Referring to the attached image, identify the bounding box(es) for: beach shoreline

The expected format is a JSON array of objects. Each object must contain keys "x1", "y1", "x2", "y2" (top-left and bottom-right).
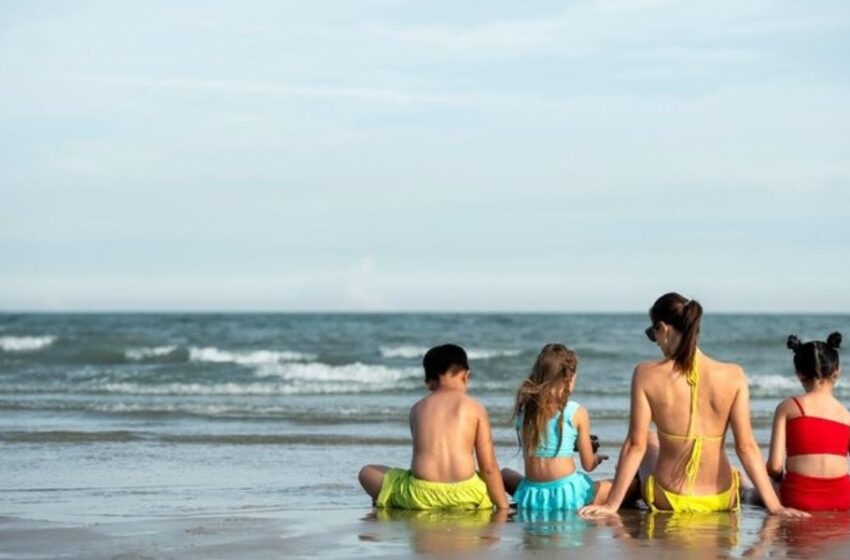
[{"x1": 3, "y1": 507, "x2": 850, "y2": 559}]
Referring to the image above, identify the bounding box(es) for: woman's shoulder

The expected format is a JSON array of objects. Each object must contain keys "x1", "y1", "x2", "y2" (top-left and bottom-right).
[
  {"x1": 632, "y1": 359, "x2": 665, "y2": 376},
  {"x1": 701, "y1": 353, "x2": 746, "y2": 379}
]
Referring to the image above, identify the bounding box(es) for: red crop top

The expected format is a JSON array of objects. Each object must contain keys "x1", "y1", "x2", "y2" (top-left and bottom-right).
[{"x1": 786, "y1": 397, "x2": 850, "y2": 457}]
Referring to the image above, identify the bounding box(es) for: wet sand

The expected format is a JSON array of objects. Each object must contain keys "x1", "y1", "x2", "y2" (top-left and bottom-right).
[{"x1": 2, "y1": 507, "x2": 849, "y2": 559}]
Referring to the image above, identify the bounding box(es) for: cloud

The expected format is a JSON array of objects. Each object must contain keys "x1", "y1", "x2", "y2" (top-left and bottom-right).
[
  {"x1": 66, "y1": 74, "x2": 463, "y2": 106},
  {"x1": 370, "y1": 17, "x2": 566, "y2": 51},
  {"x1": 342, "y1": 256, "x2": 387, "y2": 310}
]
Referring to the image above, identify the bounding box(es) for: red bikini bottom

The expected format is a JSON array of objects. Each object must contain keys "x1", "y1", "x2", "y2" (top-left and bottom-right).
[{"x1": 780, "y1": 471, "x2": 850, "y2": 511}]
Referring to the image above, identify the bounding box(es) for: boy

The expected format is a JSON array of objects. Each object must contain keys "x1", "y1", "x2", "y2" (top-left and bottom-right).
[{"x1": 358, "y1": 344, "x2": 508, "y2": 509}]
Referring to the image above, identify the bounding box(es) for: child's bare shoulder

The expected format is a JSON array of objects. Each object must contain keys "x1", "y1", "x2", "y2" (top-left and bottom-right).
[{"x1": 457, "y1": 393, "x2": 488, "y2": 419}]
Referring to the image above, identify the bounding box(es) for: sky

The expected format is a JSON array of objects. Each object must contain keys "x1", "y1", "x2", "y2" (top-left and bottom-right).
[{"x1": 1, "y1": 0, "x2": 849, "y2": 312}]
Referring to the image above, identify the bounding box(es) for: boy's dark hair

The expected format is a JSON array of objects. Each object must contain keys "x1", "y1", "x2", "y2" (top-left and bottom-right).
[{"x1": 423, "y1": 344, "x2": 469, "y2": 384}]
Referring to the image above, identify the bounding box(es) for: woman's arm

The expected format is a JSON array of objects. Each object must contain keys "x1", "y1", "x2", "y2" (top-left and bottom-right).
[
  {"x1": 580, "y1": 366, "x2": 652, "y2": 515},
  {"x1": 729, "y1": 372, "x2": 807, "y2": 517},
  {"x1": 766, "y1": 401, "x2": 787, "y2": 481},
  {"x1": 574, "y1": 406, "x2": 608, "y2": 472}
]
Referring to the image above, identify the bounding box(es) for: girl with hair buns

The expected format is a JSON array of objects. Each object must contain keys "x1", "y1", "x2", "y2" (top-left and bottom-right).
[
  {"x1": 500, "y1": 343, "x2": 611, "y2": 510},
  {"x1": 766, "y1": 332, "x2": 850, "y2": 511},
  {"x1": 581, "y1": 293, "x2": 807, "y2": 517}
]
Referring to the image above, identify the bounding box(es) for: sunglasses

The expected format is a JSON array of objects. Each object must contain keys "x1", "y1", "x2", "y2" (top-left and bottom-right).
[{"x1": 645, "y1": 323, "x2": 659, "y2": 342}]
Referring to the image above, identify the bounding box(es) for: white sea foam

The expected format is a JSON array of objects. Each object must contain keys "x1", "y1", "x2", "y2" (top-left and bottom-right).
[
  {"x1": 188, "y1": 346, "x2": 315, "y2": 365},
  {"x1": 254, "y1": 362, "x2": 420, "y2": 384},
  {"x1": 0, "y1": 335, "x2": 56, "y2": 352},
  {"x1": 467, "y1": 348, "x2": 522, "y2": 360},
  {"x1": 125, "y1": 346, "x2": 178, "y2": 360},
  {"x1": 747, "y1": 374, "x2": 849, "y2": 396},
  {"x1": 747, "y1": 374, "x2": 800, "y2": 391},
  {"x1": 380, "y1": 345, "x2": 428, "y2": 359},
  {"x1": 379, "y1": 345, "x2": 521, "y2": 360},
  {"x1": 93, "y1": 381, "x2": 417, "y2": 396}
]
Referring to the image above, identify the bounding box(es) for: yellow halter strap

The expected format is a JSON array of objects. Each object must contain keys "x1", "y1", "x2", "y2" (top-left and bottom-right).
[{"x1": 683, "y1": 353, "x2": 702, "y2": 495}]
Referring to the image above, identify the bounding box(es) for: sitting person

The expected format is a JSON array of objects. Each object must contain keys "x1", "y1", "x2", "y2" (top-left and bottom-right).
[
  {"x1": 580, "y1": 292, "x2": 807, "y2": 517},
  {"x1": 358, "y1": 344, "x2": 508, "y2": 510},
  {"x1": 766, "y1": 332, "x2": 850, "y2": 511},
  {"x1": 501, "y1": 343, "x2": 610, "y2": 510}
]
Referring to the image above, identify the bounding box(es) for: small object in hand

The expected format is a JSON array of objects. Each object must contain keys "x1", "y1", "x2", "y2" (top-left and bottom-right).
[{"x1": 575, "y1": 434, "x2": 600, "y2": 453}]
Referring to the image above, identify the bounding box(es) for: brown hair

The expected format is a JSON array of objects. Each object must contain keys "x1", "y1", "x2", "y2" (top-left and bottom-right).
[
  {"x1": 650, "y1": 292, "x2": 703, "y2": 373},
  {"x1": 513, "y1": 343, "x2": 579, "y2": 456}
]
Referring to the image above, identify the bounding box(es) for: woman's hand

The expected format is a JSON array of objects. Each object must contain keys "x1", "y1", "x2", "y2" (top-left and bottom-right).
[{"x1": 769, "y1": 506, "x2": 810, "y2": 518}]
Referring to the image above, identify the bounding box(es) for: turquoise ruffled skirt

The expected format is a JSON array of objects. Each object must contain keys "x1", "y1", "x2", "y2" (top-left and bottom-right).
[{"x1": 513, "y1": 472, "x2": 595, "y2": 510}]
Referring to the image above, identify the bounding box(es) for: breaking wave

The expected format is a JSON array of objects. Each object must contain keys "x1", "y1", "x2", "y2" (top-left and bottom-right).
[{"x1": 0, "y1": 335, "x2": 56, "y2": 352}]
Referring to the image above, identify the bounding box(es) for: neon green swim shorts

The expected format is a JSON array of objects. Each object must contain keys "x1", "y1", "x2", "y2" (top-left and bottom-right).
[{"x1": 376, "y1": 468, "x2": 493, "y2": 510}]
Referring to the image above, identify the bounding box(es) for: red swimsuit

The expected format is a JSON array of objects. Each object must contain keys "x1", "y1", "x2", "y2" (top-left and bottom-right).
[{"x1": 780, "y1": 397, "x2": 850, "y2": 511}]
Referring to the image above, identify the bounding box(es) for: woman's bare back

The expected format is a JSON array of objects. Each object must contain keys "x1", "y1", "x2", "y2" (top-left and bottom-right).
[{"x1": 640, "y1": 351, "x2": 745, "y2": 495}]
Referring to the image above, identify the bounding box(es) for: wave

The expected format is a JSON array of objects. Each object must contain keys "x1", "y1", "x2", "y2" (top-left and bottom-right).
[
  {"x1": 254, "y1": 362, "x2": 420, "y2": 383},
  {"x1": 188, "y1": 346, "x2": 315, "y2": 365},
  {"x1": 379, "y1": 345, "x2": 428, "y2": 359},
  {"x1": 0, "y1": 430, "x2": 518, "y2": 447},
  {"x1": 90, "y1": 381, "x2": 421, "y2": 396},
  {"x1": 748, "y1": 374, "x2": 799, "y2": 391},
  {"x1": 379, "y1": 346, "x2": 521, "y2": 360},
  {"x1": 0, "y1": 335, "x2": 56, "y2": 352},
  {"x1": 0, "y1": 399, "x2": 411, "y2": 422},
  {"x1": 125, "y1": 346, "x2": 180, "y2": 361}
]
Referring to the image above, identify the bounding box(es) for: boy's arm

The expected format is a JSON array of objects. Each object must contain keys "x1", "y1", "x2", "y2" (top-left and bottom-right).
[
  {"x1": 574, "y1": 406, "x2": 607, "y2": 472},
  {"x1": 474, "y1": 403, "x2": 509, "y2": 509}
]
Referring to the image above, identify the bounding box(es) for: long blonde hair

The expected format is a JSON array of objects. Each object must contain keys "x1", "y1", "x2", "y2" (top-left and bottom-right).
[{"x1": 514, "y1": 343, "x2": 579, "y2": 456}]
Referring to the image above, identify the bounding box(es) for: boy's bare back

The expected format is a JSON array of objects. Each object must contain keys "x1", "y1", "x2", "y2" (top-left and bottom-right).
[{"x1": 409, "y1": 389, "x2": 485, "y2": 482}]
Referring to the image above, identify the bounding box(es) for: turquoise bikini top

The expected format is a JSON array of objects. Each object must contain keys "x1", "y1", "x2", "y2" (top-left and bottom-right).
[{"x1": 516, "y1": 400, "x2": 581, "y2": 458}]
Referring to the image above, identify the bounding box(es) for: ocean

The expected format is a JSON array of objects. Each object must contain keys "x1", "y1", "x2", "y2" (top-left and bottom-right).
[{"x1": 1, "y1": 313, "x2": 848, "y2": 525}]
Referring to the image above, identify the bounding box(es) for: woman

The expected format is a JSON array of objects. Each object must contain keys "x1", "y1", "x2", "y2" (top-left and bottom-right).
[
  {"x1": 580, "y1": 293, "x2": 807, "y2": 516},
  {"x1": 766, "y1": 333, "x2": 850, "y2": 511}
]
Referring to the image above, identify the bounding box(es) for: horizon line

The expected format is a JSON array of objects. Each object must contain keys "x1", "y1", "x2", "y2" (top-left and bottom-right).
[{"x1": 2, "y1": 309, "x2": 849, "y2": 316}]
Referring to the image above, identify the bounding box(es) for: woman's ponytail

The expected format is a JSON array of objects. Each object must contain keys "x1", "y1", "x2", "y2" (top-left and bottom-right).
[{"x1": 650, "y1": 292, "x2": 703, "y2": 373}]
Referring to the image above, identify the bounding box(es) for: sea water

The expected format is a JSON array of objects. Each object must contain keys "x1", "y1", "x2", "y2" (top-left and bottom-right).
[{"x1": 1, "y1": 313, "x2": 847, "y2": 522}]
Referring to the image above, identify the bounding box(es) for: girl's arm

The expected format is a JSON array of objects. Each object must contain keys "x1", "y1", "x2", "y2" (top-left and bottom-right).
[
  {"x1": 766, "y1": 401, "x2": 787, "y2": 481},
  {"x1": 574, "y1": 406, "x2": 607, "y2": 472},
  {"x1": 580, "y1": 366, "x2": 652, "y2": 515},
  {"x1": 729, "y1": 373, "x2": 807, "y2": 517}
]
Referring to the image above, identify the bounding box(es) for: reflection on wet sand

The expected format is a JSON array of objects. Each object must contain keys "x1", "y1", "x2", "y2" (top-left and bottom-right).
[
  {"x1": 642, "y1": 511, "x2": 740, "y2": 548},
  {"x1": 516, "y1": 509, "x2": 740, "y2": 554},
  {"x1": 744, "y1": 511, "x2": 850, "y2": 558},
  {"x1": 359, "y1": 507, "x2": 850, "y2": 557},
  {"x1": 515, "y1": 509, "x2": 596, "y2": 549},
  {"x1": 361, "y1": 508, "x2": 508, "y2": 554}
]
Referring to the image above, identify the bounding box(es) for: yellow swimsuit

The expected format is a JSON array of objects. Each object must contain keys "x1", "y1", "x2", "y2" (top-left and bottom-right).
[{"x1": 644, "y1": 354, "x2": 740, "y2": 513}]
